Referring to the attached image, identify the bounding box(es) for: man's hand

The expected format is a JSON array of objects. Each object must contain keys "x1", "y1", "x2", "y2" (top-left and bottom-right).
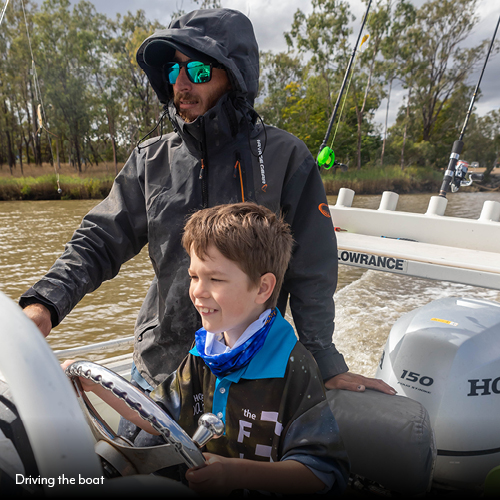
[
  {"x1": 22, "y1": 303, "x2": 52, "y2": 337},
  {"x1": 325, "y1": 371, "x2": 396, "y2": 395}
]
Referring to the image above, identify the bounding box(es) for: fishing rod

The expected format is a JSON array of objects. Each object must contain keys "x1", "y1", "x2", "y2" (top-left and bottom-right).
[
  {"x1": 438, "y1": 12, "x2": 500, "y2": 198},
  {"x1": 317, "y1": 0, "x2": 372, "y2": 170},
  {"x1": 0, "y1": 0, "x2": 10, "y2": 27}
]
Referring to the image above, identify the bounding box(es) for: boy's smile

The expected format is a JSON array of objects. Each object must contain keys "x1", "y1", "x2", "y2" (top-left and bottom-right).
[{"x1": 188, "y1": 245, "x2": 272, "y2": 348}]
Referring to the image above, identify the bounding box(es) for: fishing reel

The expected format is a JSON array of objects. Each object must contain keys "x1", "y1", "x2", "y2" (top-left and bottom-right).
[
  {"x1": 450, "y1": 160, "x2": 483, "y2": 192},
  {"x1": 317, "y1": 147, "x2": 348, "y2": 171}
]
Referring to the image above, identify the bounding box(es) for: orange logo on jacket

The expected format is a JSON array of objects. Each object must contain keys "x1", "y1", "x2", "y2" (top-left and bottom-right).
[{"x1": 318, "y1": 203, "x2": 331, "y2": 218}]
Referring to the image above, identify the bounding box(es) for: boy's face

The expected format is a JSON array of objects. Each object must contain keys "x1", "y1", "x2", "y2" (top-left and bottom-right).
[{"x1": 188, "y1": 245, "x2": 269, "y2": 347}]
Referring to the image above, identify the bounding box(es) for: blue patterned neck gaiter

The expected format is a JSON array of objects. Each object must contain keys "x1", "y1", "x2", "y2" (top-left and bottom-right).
[{"x1": 194, "y1": 309, "x2": 277, "y2": 377}]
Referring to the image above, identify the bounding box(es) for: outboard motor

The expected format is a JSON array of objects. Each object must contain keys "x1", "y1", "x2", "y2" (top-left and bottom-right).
[{"x1": 376, "y1": 297, "x2": 500, "y2": 492}]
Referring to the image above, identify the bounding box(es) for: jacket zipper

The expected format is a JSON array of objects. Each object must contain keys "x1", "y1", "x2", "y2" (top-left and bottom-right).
[{"x1": 198, "y1": 117, "x2": 209, "y2": 208}]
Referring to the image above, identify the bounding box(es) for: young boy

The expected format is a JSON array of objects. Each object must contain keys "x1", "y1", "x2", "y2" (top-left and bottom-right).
[{"x1": 67, "y1": 202, "x2": 349, "y2": 496}]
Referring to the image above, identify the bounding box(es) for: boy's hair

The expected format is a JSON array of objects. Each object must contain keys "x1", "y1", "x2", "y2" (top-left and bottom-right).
[{"x1": 182, "y1": 202, "x2": 294, "y2": 308}]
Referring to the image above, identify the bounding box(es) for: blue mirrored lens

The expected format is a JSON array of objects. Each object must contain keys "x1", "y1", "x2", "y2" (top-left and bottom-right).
[
  {"x1": 165, "y1": 61, "x2": 212, "y2": 85},
  {"x1": 187, "y1": 61, "x2": 211, "y2": 83},
  {"x1": 166, "y1": 64, "x2": 180, "y2": 85}
]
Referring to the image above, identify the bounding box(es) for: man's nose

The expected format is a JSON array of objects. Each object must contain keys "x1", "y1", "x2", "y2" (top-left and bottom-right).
[{"x1": 173, "y1": 67, "x2": 192, "y2": 91}]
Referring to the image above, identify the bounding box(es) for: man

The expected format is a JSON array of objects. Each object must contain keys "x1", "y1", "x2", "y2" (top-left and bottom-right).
[{"x1": 21, "y1": 8, "x2": 394, "y2": 395}]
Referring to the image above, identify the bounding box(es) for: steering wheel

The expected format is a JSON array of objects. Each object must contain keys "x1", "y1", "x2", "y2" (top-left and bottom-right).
[
  {"x1": 64, "y1": 360, "x2": 223, "y2": 473},
  {"x1": 0, "y1": 291, "x2": 207, "y2": 497}
]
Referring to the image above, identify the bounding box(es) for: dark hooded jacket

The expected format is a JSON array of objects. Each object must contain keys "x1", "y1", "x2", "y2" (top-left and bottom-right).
[{"x1": 20, "y1": 9, "x2": 347, "y2": 386}]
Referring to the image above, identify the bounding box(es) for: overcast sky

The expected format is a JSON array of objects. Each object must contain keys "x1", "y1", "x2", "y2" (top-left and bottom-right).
[{"x1": 71, "y1": 0, "x2": 499, "y2": 128}]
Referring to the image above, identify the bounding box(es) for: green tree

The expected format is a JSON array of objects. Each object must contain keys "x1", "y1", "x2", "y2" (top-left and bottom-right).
[
  {"x1": 282, "y1": 0, "x2": 385, "y2": 168},
  {"x1": 400, "y1": 0, "x2": 487, "y2": 143},
  {"x1": 352, "y1": 0, "x2": 392, "y2": 169},
  {"x1": 464, "y1": 109, "x2": 500, "y2": 179},
  {"x1": 1, "y1": 0, "x2": 42, "y2": 170},
  {"x1": 33, "y1": 0, "x2": 100, "y2": 171},
  {"x1": 280, "y1": 75, "x2": 332, "y2": 152},
  {"x1": 285, "y1": 0, "x2": 352, "y2": 80},
  {"x1": 379, "y1": 0, "x2": 415, "y2": 166},
  {"x1": 108, "y1": 10, "x2": 163, "y2": 153},
  {"x1": 284, "y1": 0, "x2": 354, "y2": 156},
  {"x1": 257, "y1": 50, "x2": 304, "y2": 129}
]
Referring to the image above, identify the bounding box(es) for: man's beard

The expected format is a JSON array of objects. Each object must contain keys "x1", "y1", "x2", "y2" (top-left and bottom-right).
[
  {"x1": 174, "y1": 92, "x2": 199, "y2": 123},
  {"x1": 173, "y1": 88, "x2": 228, "y2": 123}
]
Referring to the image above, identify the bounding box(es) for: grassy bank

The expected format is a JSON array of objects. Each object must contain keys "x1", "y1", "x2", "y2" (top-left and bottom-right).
[
  {"x1": 0, "y1": 174, "x2": 116, "y2": 201},
  {"x1": 321, "y1": 165, "x2": 444, "y2": 195},
  {"x1": 0, "y1": 162, "x2": 475, "y2": 201},
  {"x1": 0, "y1": 162, "x2": 121, "y2": 201}
]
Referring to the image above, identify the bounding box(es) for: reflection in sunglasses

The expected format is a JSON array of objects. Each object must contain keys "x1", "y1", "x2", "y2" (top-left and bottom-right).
[{"x1": 164, "y1": 61, "x2": 214, "y2": 85}]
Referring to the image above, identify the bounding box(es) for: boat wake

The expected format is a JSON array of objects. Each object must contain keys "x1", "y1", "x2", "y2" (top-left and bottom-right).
[{"x1": 334, "y1": 269, "x2": 500, "y2": 377}]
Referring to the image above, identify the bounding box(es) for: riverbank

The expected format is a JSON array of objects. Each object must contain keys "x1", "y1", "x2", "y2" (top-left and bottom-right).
[
  {"x1": 322, "y1": 165, "x2": 500, "y2": 195},
  {"x1": 322, "y1": 168, "x2": 442, "y2": 195},
  {"x1": 0, "y1": 162, "x2": 120, "y2": 201},
  {"x1": 1, "y1": 162, "x2": 499, "y2": 200}
]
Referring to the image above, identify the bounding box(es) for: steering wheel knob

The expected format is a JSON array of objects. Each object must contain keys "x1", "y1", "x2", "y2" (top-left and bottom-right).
[{"x1": 192, "y1": 413, "x2": 225, "y2": 448}]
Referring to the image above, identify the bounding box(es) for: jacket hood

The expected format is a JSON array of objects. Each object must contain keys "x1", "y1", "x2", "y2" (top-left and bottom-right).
[{"x1": 136, "y1": 9, "x2": 260, "y2": 107}]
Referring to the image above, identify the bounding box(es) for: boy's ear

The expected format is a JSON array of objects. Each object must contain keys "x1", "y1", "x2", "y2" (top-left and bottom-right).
[{"x1": 256, "y1": 273, "x2": 276, "y2": 304}]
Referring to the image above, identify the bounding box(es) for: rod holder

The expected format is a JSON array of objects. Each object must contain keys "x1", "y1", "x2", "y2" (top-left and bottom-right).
[
  {"x1": 336, "y1": 188, "x2": 355, "y2": 207},
  {"x1": 479, "y1": 201, "x2": 500, "y2": 222},
  {"x1": 426, "y1": 196, "x2": 448, "y2": 216},
  {"x1": 379, "y1": 192, "x2": 399, "y2": 211}
]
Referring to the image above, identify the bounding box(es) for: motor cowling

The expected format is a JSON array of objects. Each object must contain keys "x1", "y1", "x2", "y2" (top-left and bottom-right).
[{"x1": 376, "y1": 296, "x2": 500, "y2": 491}]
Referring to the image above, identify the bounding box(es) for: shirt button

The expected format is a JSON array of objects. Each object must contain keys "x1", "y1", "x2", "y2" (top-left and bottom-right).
[
  {"x1": 217, "y1": 412, "x2": 223, "y2": 419},
  {"x1": 219, "y1": 387, "x2": 226, "y2": 394}
]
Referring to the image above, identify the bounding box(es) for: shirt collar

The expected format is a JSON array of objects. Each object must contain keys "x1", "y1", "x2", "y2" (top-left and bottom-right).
[
  {"x1": 204, "y1": 309, "x2": 272, "y2": 355},
  {"x1": 223, "y1": 310, "x2": 297, "y2": 383}
]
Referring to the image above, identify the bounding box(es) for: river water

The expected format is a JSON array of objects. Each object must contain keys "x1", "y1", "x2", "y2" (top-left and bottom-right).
[{"x1": 1, "y1": 191, "x2": 499, "y2": 377}]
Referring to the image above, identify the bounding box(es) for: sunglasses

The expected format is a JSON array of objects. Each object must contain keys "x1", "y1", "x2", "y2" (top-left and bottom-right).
[{"x1": 164, "y1": 60, "x2": 223, "y2": 85}]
